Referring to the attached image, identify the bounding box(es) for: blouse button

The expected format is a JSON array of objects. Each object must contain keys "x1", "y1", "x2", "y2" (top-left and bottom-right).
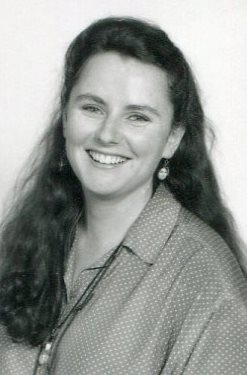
[
  {"x1": 38, "y1": 352, "x2": 50, "y2": 365},
  {"x1": 38, "y1": 342, "x2": 53, "y2": 365}
]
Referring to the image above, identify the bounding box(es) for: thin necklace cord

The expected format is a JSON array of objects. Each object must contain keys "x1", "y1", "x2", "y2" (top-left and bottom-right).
[{"x1": 33, "y1": 242, "x2": 123, "y2": 374}]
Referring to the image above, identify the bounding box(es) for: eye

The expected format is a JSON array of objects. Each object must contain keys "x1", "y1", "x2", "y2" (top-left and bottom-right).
[
  {"x1": 81, "y1": 104, "x2": 103, "y2": 115},
  {"x1": 128, "y1": 113, "x2": 150, "y2": 123}
]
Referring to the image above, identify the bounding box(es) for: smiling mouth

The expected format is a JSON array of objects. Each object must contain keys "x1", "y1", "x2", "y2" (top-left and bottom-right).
[{"x1": 88, "y1": 150, "x2": 129, "y2": 165}]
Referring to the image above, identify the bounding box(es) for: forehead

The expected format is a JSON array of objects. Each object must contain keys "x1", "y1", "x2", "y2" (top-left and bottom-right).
[{"x1": 71, "y1": 52, "x2": 171, "y2": 107}]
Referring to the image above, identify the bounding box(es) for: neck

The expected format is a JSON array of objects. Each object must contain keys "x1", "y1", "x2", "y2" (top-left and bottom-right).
[{"x1": 81, "y1": 185, "x2": 152, "y2": 251}]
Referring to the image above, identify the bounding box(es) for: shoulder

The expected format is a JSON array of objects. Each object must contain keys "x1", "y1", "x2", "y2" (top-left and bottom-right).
[
  {"x1": 159, "y1": 205, "x2": 247, "y2": 305},
  {"x1": 176, "y1": 206, "x2": 239, "y2": 271}
]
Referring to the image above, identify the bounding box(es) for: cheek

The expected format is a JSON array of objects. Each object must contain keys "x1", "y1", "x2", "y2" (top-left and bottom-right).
[
  {"x1": 64, "y1": 119, "x2": 89, "y2": 145},
  {"x1": 131, "y1": 129, "x2": 169, "y2": 159}
]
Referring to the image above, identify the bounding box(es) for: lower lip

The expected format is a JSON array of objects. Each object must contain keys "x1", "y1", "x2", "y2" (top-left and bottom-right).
[{"x1": 88, "y1": 153, "x2": 129, "y2": 169}]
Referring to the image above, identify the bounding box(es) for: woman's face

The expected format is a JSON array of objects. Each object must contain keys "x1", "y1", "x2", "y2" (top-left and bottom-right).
[{"x1": 63, "y1": 52, "x2": 183, "y2": 200}]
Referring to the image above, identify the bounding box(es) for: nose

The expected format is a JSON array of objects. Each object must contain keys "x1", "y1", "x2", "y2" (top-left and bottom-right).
[{"x1": 95, "y1": 116, "x2": 121, "y2": 145}]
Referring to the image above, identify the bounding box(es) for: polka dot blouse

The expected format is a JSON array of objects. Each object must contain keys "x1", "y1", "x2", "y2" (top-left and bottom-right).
[{"x1": 0, "y1": 185, "x2": 247, "y2": 374}]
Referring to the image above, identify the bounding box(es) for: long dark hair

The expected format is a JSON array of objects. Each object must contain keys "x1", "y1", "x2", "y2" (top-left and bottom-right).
[{"x1": 0, "y1": 17, "x2": 244, "y2": 346}]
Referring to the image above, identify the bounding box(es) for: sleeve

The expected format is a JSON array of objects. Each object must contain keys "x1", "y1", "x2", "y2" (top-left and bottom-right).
[{"x1": 182, "y1": 297, "x2": 247, "y2": 375}]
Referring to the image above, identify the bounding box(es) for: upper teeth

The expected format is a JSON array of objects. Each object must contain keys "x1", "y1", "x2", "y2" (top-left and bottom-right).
[{"x1": 89, "y1": 151, "x2": 127, "y2": 164}]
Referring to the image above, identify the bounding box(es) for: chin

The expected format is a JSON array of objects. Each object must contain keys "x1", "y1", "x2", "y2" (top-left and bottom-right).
[{"x1": 80, "y1": 180, "x2": 121, "y2": 198}]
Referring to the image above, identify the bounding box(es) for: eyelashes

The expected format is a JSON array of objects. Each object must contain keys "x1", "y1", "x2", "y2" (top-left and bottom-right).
[
  {"x1": 127, "y1": 114, "x2": 150, "y2": 122},
  {"x1": 80, "y1": 104, "x2": 151, "y2": 126},
  {"x1": 81, "y1": 104, "x2": 103, "y2": 114}
]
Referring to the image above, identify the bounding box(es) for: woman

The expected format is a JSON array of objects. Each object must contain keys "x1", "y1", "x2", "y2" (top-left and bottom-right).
[{"x1": 0, "y1": 17, "x2": 246, "y2": 375}]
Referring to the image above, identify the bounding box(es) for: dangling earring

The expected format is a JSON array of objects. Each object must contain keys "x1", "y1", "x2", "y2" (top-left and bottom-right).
[{"x1": 158, "y1": 159, "x2": 170, "y2": 181}]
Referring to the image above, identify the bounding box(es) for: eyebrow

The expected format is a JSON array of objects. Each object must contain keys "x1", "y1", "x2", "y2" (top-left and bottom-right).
[
  {"x1": 75, "y1": 93, "x2": 161, "y2": 118},
  {"x1": 75, "y1": 94, "x2": 105, "y2": 105}
]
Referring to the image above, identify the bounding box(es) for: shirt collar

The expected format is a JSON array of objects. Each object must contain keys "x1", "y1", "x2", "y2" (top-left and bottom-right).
[{"x1": 123, "y1": 184, "x2": 181, "y2": 265}]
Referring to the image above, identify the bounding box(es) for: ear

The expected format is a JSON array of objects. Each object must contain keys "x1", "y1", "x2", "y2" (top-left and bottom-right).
[{"x1": 162, "y1": 126, "x2": 185, "y2": 159}]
